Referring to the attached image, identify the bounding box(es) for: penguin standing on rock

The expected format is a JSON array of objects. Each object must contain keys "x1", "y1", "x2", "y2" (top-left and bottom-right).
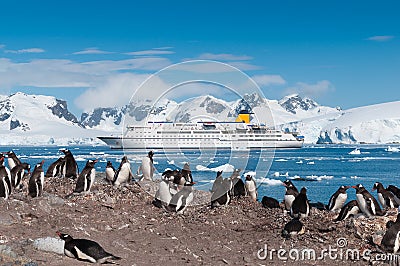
[
  {"x1": 290, "y1": 187, "x2": 310, "y2": 218},
  {"x1": 211, "y1": 176, "x2": 232, "y2": 208},
  {"x1": 28, "y1": 161, "x2": 44, "y2": 198},
  {"x1": 0, "y1": 155, "x2": 11, "y2": 199},
  {"x1": 6, "y1": 151, "x2": 21, "y2": 170},
  {"x1": 45, "y1": 157, "x2": 65, "y2": 178},
  {"x1": 167, "y1": 181, "x2": 195, "y2": 214},
  {"x1": 210, "y1": 171, "x2": 223, "y2": 193},
  {"x1": 230, "y1": 169, "x2": 245, "y2": 198},
  {"x1": 10, "y1": 162, "x2": 30, "y2": 190},
  {"x1": 334, "y1": 200, "x2": 360, "y2": 222},
  {"x1": 153, "y1": 178, "x2": 173, "y2": 208},
  {"x1": 328, "y1": 185, "x2": 350, "y2": 212},
  {"x1": 181, "y1": 162, "x2": 193, "y2": 183},
  {"x1": 74, "y1": 160, "x2": 97, "y2": 193},
  {"x1": 105, "y1": 161, "x2": 115, "y2": 184},
  {"x1": 352, "y1": 184, "x2": 385, "y2": 217},
  {"x1": 245, "y1": 174, "x2": 257, "y2": 201},
  {"x1": 372, "y1": 182, "x2": 398, "y2": 209},
  {"x1": 283, "y1": 180, "x2": 299, "y2": 211},
  {"x1": 60, "y1": 149, "x2": 78, "y2": 179},
  {"x1": 56, "y1": 231, "x2": 121, "y2": 264},
  {"x1": 113, "y1": 156, "x2": 133, "y2": 187},
  {"x1": 387, "y1": 185, "x2": 400, "y2": 205},
  {"x1": 138, "y1": 151, "x2": 155, "y2": 181}
]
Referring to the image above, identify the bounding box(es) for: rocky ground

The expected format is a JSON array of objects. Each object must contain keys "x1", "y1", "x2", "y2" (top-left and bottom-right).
[{"x1": 0, "y1": 174, "x2": 398, "y2": 266}]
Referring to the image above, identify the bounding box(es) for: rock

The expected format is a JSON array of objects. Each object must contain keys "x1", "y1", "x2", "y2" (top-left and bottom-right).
[
  {"x1": 47, "y1": 194, "x2": 65, "y2": 207},
  {"x1": 32, "y1": 237, "x2": 64, "y2": 255},
  {"x1": 0, "y1": 245, "x2": 18, "y2": 258},
  {"x1": 0, "y1": 213, "x2": 17, "y2": 226},
  {"x1": 353, "y1": 212, "x2": 397, "y2": 242}
]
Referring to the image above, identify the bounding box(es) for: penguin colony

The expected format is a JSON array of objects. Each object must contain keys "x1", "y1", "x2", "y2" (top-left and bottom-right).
[{"x1": 3, "y1": 149, "x2": 400, "y2": 260}]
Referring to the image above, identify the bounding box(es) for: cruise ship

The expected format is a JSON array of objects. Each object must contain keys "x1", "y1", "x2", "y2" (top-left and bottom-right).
[{"x1": 97, "y1": 112, "x2": 304, "y2": 150}]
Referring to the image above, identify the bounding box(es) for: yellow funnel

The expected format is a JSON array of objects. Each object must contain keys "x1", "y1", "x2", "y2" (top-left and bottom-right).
[{"x1": 235, "y1": 113, "x2": 251, "y2": 123}]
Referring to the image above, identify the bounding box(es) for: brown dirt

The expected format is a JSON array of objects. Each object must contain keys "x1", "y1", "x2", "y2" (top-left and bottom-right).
[{"x1": 0, "y1": 174, "x2": 390, "y2": 265}]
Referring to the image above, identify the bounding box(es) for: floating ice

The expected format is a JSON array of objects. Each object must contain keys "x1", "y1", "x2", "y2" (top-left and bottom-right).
[
  {"x1": 255, "y1": 178, "x2": 282, "y2": 186},
  {"x1": 196, "y1": 163, "x2": 235, "y2": 172},
  {"x1": 275, "y1": 159, "x2": 288, "y2": 162},
  {"x1": 307, "y1": 161, "x2": 315, "y2": 165},
  {"x1": 244, "y1": 171, "x2": 256, "y2": 177}
]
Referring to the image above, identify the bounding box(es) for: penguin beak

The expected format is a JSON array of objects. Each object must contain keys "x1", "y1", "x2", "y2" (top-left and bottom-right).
[
  {"x1": 351, "y1": 185, "x2": 357, "y2": 189},
  {"x1": 56, "y1": 231, "x2": 61, "y2": 237},
  {"x1": 344, "y1": 185, "x2": 351, "y2": 190}
]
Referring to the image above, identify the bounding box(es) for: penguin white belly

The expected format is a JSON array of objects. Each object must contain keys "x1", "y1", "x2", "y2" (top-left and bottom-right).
[
  {"x1": 114, "y1": 164, "x2": 130, "y2": 185},
  {"x1": 2, "y1": 177, "x2": 9, "y2": 199},
  {"x1": 8, "y1": 159, "x2": 16, "y2": 170},
  {"x1": 105, "y1": 168, "x2": 114, "y2": 182},
  {"x1": 284, "y1": 195, "x2": 295, "y2": 210},
  {"x1": 331, "y1": 193, "x2": 347, "y2": 212},
  {"x1": 74, "y1": 246, "x2": 96, "y2": 263},
  {"x1": 141, "y1": 157, "x2": 153, "y2": 181},
  {"x1": 344, "y1": 206, "x2": 360, "y2": 220},
  {"x1": 40, "y1": 172, "x2": 44, "y2": 192},
  {"x1": 393, "y1": 195, "x2": 400, "y2": 205},
  {"x1": 157, "y1": 181, "x2": 172, "y2": 204},
  {"x1": 245, "y1": 181, "x2": 257, "y2": 201},
  {"x1": 356, "y1": 194, "x2": 372, "y2": 217},
  {"x1": 378, "y1": 193, "x2": 385, "y2": 208},
  {"x1": 88, "y1": 169, "x2": 95, "y2": 191},
  {"x1": 394, "y1": 231, "x2": 400, "y2": 254}
]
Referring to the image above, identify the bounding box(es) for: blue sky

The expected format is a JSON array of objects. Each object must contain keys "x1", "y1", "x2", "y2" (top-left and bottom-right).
[{"x1": 0, "y1": 0, "x2": 398, "y2": 115}]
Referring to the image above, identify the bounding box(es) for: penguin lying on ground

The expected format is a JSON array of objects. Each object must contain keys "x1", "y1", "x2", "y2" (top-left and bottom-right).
[
  {"x1": 57, "y1": 231, "x2": 121, "y2": 264},
  {"x1": 328, "y1": 185, "x2": 350, "y2": 212},
  {"x1": 334, "y1": 200, "x2": 360, "y2": 222},
  {"x1": 372, "y1": 182, "x2": 398, "y2": 209},
  {"x1": 74, "y1": 160, "x2": 97, "y2": 193},
  {"x1": 281, "y1": 218, "x2": 305, "y2": 239},
  {"x1": 352, "y1": 184, "x2": 385, "y2": 217},
  {"x1": 28, "y1": 161, "x2": 44, "y2": 198},
  {"x1": 290, "y1": 187, "x2": 310, "y2": 218},
  {"x1": 261, "y1": 196, "x2": 280, "y2": 208},
  {"x1": 283, "y1": 180, "x2": 299, "y2": 211}
]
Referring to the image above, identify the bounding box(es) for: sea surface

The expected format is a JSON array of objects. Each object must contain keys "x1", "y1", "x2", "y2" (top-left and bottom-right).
[{"x1": 4, "y1": 144, "x2": 400, "y2": 205}]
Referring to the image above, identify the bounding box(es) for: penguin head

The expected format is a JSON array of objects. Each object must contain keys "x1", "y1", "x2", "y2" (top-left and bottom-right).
[
  {"x1": 300, "y1": 187, "x2": 307, "y2": 194},
  {"x1": 59, "y1": 148, "x2": 71, "y2": 155},
  {"x1": 372, "y1": 182, "x2": 383, "y2": 191},
  {"x1": 56, "y1": 231, "x2": 73, "y2": 241},
  {"x1": 6, "y1": 151, "x2": 15, "y2": 157},
  {"x1": 121, "y1": 156, "x2": 129, "y2": 163},
  {"x1": 87, "y1": 159, "x2": 98, "y2": 167},
  {"x1": 282, "y1": 180, "x2": 294, "y2": 188},
  {"x1": 216, "y1": 171, "x2": 223, "y2": 178},
  {"x1": 245, "y1": 175, "x2": 253, "y2": 181},
  {"x1": 148, "y1": 151, "x2": 154, "y2": 158},
  {"x1": 352, "y1": 184, "x2": 364, "y2": 192},
  {"x1": 183, "y1": 162, "x2": 191, "y2": 171},
  {"x1": 339, "y1": 185, "x2": 351, "y2": 192}
]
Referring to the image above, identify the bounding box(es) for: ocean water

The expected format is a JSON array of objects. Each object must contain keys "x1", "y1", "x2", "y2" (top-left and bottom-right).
[{"x1": 4, "y1": 144, "x2": 400, "y2": 205}]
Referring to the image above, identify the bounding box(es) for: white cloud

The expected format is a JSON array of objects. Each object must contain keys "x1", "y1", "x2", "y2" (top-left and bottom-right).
[
  {"x1": 5, "y1": 48, "x2": 45, "y2": 54},
  {"x1": 366, "y1": 35, "x2": 394, "y2": 42},
  {"x1": 126, "y1": 49, "x2": 174, "y2": 56},
  {"x1": 73, "y1": 47, "x2": 114, "y2": 55},
  {"x1": 284, "y1": 80, "x2": 334, "y2": 98},
  {"x1": 251, "y1": 74, "x2": 286, "y2": 86},
  {"x1": 197, "y1": 53, "x2": 252, "y2": 61}
]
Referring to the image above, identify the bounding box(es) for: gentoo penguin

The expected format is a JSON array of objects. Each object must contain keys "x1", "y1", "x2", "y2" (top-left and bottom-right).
[
  {"x1": 334, "y1": 200, "x2": 360, "y2": 222},
  {"x1": 245, "y1": 174, "x2": 258, "y2": 201},
  {"x1": 327, "y1": 185, "x2": 350, "y2": 212},
  {"x1": 230, "y1": 169, "x2": 245, "y2": 198},
  {"x1": 167, "y1": 181, "x2": 195, "y2": 214},
  {"x1": 381, "y1": 214, "x2": 400, "y2": 254},
  {"x1": 283, "y1": 180, "x2": 299, "y2": 211},
  {"x1": 56, "y1": 231, "x2": 120, "y2": 263},
  {"x1": 290, "y1": 187, "x2": 310, "y2": 218},
  {"x1": 261, "y1": 196, "x2": 280, "y2": 208},
  {"x1": 211, "y1": 177, "x2": 232, "y2": 208},
  {"x1": 138, "y1": 151, "x2": 155, "y2": 181},
  {"x1": 387, "y1": 185, "x2": 400, "y2": 205},
  {"x1": 105, "y1": 161, "x2": 115, "y2": 184},
  {"x1": 6, "y1": 151, "x2": 21, "y2": 170},
  {"x1": 74, "y1": 160, "x2": 97, "y2": 193},
  {"x1": 281, "y1": 218, "x2": 305, "y2": 239},
  {"x1": 113, "y1": 156, "x2": 133, "y2": 187},
  {"x1": 181, "y1": 162, "x2": 193, "y2": 183},
  {"x1": 153, "y1": 178, "x2": 173, "y2": 208},
  {"x1": 60, "y1": 149, "x2": 78, "y2": 179},
  {"x1": 45, "y1": 157, "x2": 65, "y2": 178},
  {"x1": 0, "y1": 156, "x2": 11, "y2": 199},
  {"x1": 210, "y1": 171, "x2": 224, "y2": 193},
  {"x1": 372, "y1": 182, "x2": 399, "y2": 209},
  {"x1": 352, "y1": 184, "x2": 385, "y2": 217},
  {"x1": 28, "y1": 161, "x2": 44, "y2": 198},
  {"x1": 10, "y1": 162, "x2": 30, "y2": 189}
]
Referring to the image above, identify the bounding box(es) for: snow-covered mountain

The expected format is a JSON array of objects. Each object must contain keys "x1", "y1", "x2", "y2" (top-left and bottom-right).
[{"x1": 1, "y1": 92, "x2": 400, "y2": 145}]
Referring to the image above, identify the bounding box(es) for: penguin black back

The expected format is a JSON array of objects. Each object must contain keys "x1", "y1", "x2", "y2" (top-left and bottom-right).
[
  {"x1": 60, "y1": 149, "x2": 78, "y2": 179},
  {"x1": 261, "y1": 196, "x2": 280, "y2": 208},
  {"x1": 291, "y1": 187, "x2": 310, "y2": 218},
  {"x1": 28, "y1": 161, "x2": 44, "y2": 198}
]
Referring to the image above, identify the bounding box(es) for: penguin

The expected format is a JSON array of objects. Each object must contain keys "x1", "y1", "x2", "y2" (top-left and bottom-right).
[
  {"x1": 281, "y1": 218, "x2": 305, "y2": 239},
  {"x1": 181, "y1": 162, "x2": 193, "y2": 183},
  {"x1": 387, "y1": 185, "x2": 400, "y2": 205},
  {"x1": 334, "y1": 200, "x2": 360, "y2": 222},
  {"x1": 60, "y1": 149, "x2": 78, "y2": 179},
  {"x1": 283, "y1": 180, "x2": 299, "y2": 211},
  {"x1": 105, "y1": 161, "x2": 116, "y2": 184},
  {"x1": 10, "y1": 162, "x2": 30, "y2": 189},
  {"x1": 230, "y1": 169, "x2": 245, "y2": 198},
  {"x1": 327, "y1": 185, "x2": 350, "y2": 212},
  {"x1": 56, "y1": 231, "x2": 121, "y2": 263},
  {"x1": 153, "y1": 178, "x2": 173, "y2": 208},
  {"x1": 211, "y1": 177, "x2": 232, "y2": 208},
  {"x1": 74, "y1": 160, "x2": 97, "y2": 193},
  {"x1": 245, "y1": 174, "x2": 257, "y2": 201},
  {"x1": 261, "y1": 196, "x2": 280, "y2": 208},
  {"x1": 113, "y1": 156, "x2": 133, "y2": 187},
  {"x1": 372, "y1": 182, "x2": 398, "y2": 209},
  {"x1": 6, "y1": 151, "x2": 21, "y2": 170},
  {"x1": 137, "y1": 151, "x2": 155, "y2": 181},
  {"x1": 0, "y1": 155, "x2": 11, "y2": 199},
  {"x1": 352, "y1": 184, "x2": 385, "y2": 217},
  {"x1": 381, "y1": 214, "x2": 400, "y2": 254},
  {"x1": 210, "y1": 171, "x2": 224, "y2": 193},
  {"x1": 28, "y1": 161, "x2": 45, "y2": 198},
  {"x1": 162, "y1": 169, "x2": 179, "y2": 181},
  {"x1": 167, "y1": 181, "x2": 195, "y2": 214},
  {"x1": 45, "y1": 157, "x2": 65, "y2": 178},
  {"x1": 290, "y1": 187, "x2": 310, "y2": 219}
]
